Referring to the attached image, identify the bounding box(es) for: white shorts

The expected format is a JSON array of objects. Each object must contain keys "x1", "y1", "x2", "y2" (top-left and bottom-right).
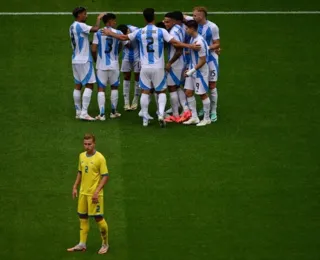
[
  {"x1": 72, "y1": 62, "x2": 96, "y2": 86},
  {"x1": 96, "y1": 70, "x2": 120, "y2": 88},
  {"x1": 139, "y1": 68, "x2": 167, "y2": 91},
  {"x1": 208, "y1": 56, "x2": 219, "y2": 82},
  {"x1": 121, "y1": 60, "x2": 141, "y2": 73},
  {"x1": 167, "y1": 68, "x2": 183, "y2": 86},
  {"x1": 184, "y1": 72, "x2": 209, "y2": 95}
]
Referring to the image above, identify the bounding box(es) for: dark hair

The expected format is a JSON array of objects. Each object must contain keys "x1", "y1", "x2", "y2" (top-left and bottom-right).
[
  {"x1": 117, "y1": 24, "x2": 128, "y2": 35},
  {"x1": 164, "y1": 12, "x2": 176, "y2": 20},
  {"x1": 72, "y1": 6, "x2": 87, "y2": 18},
  {"x1": 155, "y1": 21, "x2": 166, "y2": 29},
  {"x1": 102, "y1": 13, "x2": 116, "y2": 24},
  {"x1": 185, "y1": 20, "x2": 198, "y2": 31},
  {"x1": 172, "y1": 11, "x2": 184, "y2": 22},
  {"x1": 143, "y1": 8, "x2": 155, "y2": 23}
]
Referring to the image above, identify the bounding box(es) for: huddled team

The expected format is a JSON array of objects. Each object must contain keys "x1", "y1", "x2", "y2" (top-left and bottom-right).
[{"x1": 69, "y1": 6, "x2": 220, "y2": 127}]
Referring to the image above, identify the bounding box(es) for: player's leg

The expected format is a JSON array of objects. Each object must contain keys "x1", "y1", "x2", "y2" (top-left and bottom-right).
[
  {"x1": 109, "y1": 70, "x2": 121, "y2": 118},
  {"x1": 121, "y1": 60, "x2": 132, "y2": 111},
  {"x1": 80, "y1": 62, "x2": 96, "y2": 121},
  {"x1": 131, "y1": 62, "x2": 141, "y2": 110},
  {"x1": 208, "y1": 59, "x2": 219, "y2": 122},
  {"x1": 195, "y1": 75, "x2": 211, "y2": 127},
  {"x1": 88, "y1": 195, "x2": 109, "y2": 254},
  {"x1": 72, "y1": 64, "x2": 82, "y2": 119},
  {"x1": 96, "y1": 70, "x2": 108, "y2": 121},
  {"x1": 67, "y1": 194, "x2": 89, "y2": 252},
  {"x1": 183, "y1": 77, "x2": 200, "y2": 125},
  {"x1": 139, "y1": 68, "x2": 152, "y2": 126},
  {"x1": 165, "y1": 69, "x2": 180, "y2": 122},
  {"x1": 154, "y1": 69, "x2": 167, "y2": 127}
]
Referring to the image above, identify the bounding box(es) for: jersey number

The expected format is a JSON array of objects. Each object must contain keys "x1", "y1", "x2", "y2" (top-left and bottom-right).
[
  {"x1": 196, "y1": 82, "x2": 200, "y2": 91},
  {"x1": 96, "y1": 205, "x2": 100, "y2": 213},
  {"x1": 70, "y1": 26, "x2": 76, "y2": 49},
  {"x1": 105, "y1": 38, "x2": 113, "y2": 54},
  {"x1": 146, "y1": 36, "x2": 154, "y2": 53},
  {"x1": 211, "y1": 70, "x2": 216, "y2": 77},
  {"x1": 85, "y1": 166, "x2": 88, "y2": 173}
]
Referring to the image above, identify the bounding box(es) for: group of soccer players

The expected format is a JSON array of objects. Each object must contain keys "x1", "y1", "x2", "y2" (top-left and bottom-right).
[{"x1": 69, "y1": 6, "x2": 220, "y2": 127}]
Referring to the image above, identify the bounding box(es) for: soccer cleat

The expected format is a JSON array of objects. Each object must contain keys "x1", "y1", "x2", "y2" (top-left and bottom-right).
[
  {"x1": 143, "y1": 117, "x2": 149, "y2": 127},
  {"x1": 165, "y1": 107, "x2": 173, "y2": 114},
  {"x1": 177, "y1": 110, "x2": 192, "y2": 123},
  {"x1": 75, "y1": 111, "x2": 81, "y2": 119},
  {"x1": 130, "y1": 99, "x2": 138, "y2": 110},
  {"x1": 198, "y1": 109, "x2": 204, "y2": 117},
  {"x1": 183, "y1": 117, "x2": 200, "y2": 125},
  {"x1": 110, "y1": 112, "x2": 121, "y2": 119},
  {"x1": 164, "y1": 115, "x2": 180, "y2": 123},
  {"x1": 80, "y1": 114, "x2": 96, "y2": 121},
  {"x1": 98, "y1": 244, "x2": 109, "y2": 254},
  {"x1": 67, "y1": 244, "x2": 86, "y2": 252},
  {"x1": 196, "y1": 119, "x2": 212, "y2": 127},
  {"x1": 210, "y1": 112, "x2": 218, "y2": 122},
  {"x1": 124, "y1": 104, "x2": 131, "y2": 111},
  {"x1": 95, "y1": 115, "x2": 106, "y2": 121},
  {"x1": 158, "y1": 116, "x2": 166, "y2": 128},
  {"x1": 138, "y1": 110, "x2": 154, "y2": 120}
]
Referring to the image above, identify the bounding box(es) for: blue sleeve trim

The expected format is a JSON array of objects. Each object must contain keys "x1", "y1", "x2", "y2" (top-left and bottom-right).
[{"x1": 101, "y1": 173, "x2": 109, "y2": 177}]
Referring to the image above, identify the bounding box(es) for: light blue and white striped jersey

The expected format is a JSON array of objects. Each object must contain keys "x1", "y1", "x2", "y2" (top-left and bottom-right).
[
  {"x1": 122, "y1": 25, "x2": 140, "y2": 62},
  {"x1": 189, "y1": 34, "x2": 209, "y2": 75},
  {"x1": 128, "y1": 24, "x2": 173, "y2": 69},
  {"x1": 168, "y1": 24, "x2": 185, "y2": 69},
  {"x1": 93, "y1": 27, "x2": 127, "y2": 70},
  {"x1": 185, "y1": 16, "x2": 220, "y2": 61},
  {"x1": 69, "y1": 21, "x2": 93, "y2": 64}
]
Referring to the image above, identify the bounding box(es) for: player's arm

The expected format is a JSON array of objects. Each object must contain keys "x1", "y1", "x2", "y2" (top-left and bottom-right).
[
  {"x1": 165, "y1": 48, "x2": 183, "y2": 72},
  {"x1": 92, "y1": 156, "x2": 109, "y2": 203},
  {"x1": 102, "y1": 28, "x2": 130, "y2": 41},
  {"x1": 209, "y1": 39, "x2": 220, "y2": 51},
  {"x1": 91, "y1": 33, "x2": 99, "y2": 62},
  {"x1": 185, "y1": 56, "x2": 206, "y2": 77},
  {"x1": 90, "y1": 13, "x2": 105, "y2": 32},
  {"x1": 72, "y1": 171, "x2": 81, "y2": 199},
  {"x1": 170, "y1": 39, "x2": 200, "y2": 51}
]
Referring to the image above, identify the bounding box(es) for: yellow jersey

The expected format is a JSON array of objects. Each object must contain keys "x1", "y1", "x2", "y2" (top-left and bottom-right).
[{"x1": 78, "y1": 151, "x2": 109, "y2": 196}]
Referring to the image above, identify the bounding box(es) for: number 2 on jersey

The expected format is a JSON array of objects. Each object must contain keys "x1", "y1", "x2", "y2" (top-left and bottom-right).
[
  {"x1": 105, "y1": 38, "x2": 113, "y2": 54},
  {"x1": 85, "y1": 166, "x2": 89, "y2": 173},
  {"x1": 146, "y1": 36, "x2": 154, "y2": 53}
]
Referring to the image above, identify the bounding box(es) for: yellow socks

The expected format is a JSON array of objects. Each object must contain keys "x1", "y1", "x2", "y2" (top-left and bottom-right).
[
  {"x1": 79, "y1": 218, "x2": 89, "y2": 245},
  {"x1": 97, "y1": 218, "x2": 108, "y2": 245}
]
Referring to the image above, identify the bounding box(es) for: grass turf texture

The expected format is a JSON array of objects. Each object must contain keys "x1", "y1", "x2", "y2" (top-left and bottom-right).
[{"x1": 0, "y1": 1, "x2": 320, "y2": 259}]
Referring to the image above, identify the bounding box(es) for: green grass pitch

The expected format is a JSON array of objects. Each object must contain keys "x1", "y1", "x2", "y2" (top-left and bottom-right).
[{"x1": 0, "y1": 1, "x2": 320, "y2": 260}]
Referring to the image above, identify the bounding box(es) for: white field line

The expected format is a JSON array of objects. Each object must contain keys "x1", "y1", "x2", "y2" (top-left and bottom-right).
[{"x1": 0, "y1": 11, "x2": 319, "y2": 16}]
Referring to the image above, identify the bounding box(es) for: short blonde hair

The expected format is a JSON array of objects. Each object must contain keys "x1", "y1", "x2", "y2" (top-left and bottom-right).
[
  {"x1": 193, "y1": 6, "x2": 208, "y2": 17},
  {"x1": 84, "y1": 133, "x2": 96, "y2": 142}
]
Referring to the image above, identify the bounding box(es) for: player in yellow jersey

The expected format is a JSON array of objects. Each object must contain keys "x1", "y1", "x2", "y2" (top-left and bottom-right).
[{"x1": 67, "y1": 133, "x2": 109, "y2": 254}]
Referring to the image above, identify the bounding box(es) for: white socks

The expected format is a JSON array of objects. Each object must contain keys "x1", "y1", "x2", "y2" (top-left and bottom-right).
[
  {"x1": 73, "y1": 89, "x2": 81, "y2": 112},
  {"x1": 123, "y1": 80, "x2": 130, "y2": 106},
  {"x1": 158, "y1": 93, "x2": 167, "y2": 118},
  {"x1": 81, "y1": 88, "x2": 93, "y2": 115},
  {"x1": 187, "y1": 96, "x2": 197, "y2": 119},
  {"x1": 202, "y1": 97, "x2": 211, "y2": 120},
  {"x1": 177, "y1": 88, "x2": 188, "y2": 111},
  {"x1": 140, "y1": 93, "x2": 149, "y2": 118},
  {"x1": 169, "y1": 91, "x2": 179, "y2": 117},
  {"x1": 133, "y1": 81, "x2": 140, "y2": 102},
  {"x1": 111, "y1": 89, "x2": 118, "y2": 114},
  {"x1": 98, "y1": 92, "x2": 105, "y2": 116},
  {"x1": 210, "y1": 88, "x2": 218, "y2": 114}
]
